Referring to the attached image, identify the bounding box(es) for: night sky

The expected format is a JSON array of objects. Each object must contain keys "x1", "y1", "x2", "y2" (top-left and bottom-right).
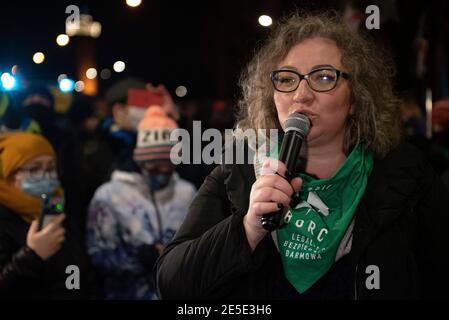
[{"x1": 0, "y1": 0, "x2": 446, "y2": 102}]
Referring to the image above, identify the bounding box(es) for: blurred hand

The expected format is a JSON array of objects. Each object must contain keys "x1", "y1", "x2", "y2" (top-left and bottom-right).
[
  {"x1": 155, "y1": 243, "x2": 165, "y2": 255},
  {"x1": 243, "y1": 158, "x2": 302, "y2": 251},
  {"x1": 146, "y1": 83, "x2": 180, "y2": 121},
  {"x1": 26, "y1": 214, "x2": 66, "y2": 261}
]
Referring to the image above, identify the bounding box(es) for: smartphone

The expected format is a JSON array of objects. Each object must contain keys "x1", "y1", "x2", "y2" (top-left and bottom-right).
[
  {"x1": 38, "y1": 194, "x2": 64, "y2": 231},
  {"x1": 127, "y1": 88, "x2": 165, "y2": 108}
]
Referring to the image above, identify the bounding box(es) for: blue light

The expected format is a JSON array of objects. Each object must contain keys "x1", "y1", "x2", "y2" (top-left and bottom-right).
[
  {"x1": 59, "y1": 78, "x2": 75, "y2": 92},
  {"x1": 1, "y1": 72, "x2": 17, "y2": 90}
]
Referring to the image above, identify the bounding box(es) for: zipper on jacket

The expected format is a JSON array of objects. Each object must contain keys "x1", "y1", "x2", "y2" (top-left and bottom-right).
[
  {"x1": 150, "y1": 190, "x2": 164, "y2": 242},
  {"x1": 354, "y1": 264, "x2": 358, "y2": 300}
]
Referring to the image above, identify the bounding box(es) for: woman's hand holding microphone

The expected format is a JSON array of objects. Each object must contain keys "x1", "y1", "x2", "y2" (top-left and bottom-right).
[{"x1": 243, "y1": 158, "x2": 302, "y2": 251}]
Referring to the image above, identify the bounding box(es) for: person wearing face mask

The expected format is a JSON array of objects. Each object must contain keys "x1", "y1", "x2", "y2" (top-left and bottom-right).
[
  {"x1": 100, "y1": 78, "x2": 181, "y2": 175},
  {"x1": 86, "y1": 106, "x2": 195, "y2": 300},
  {"x1": 0, "y1": 132, "x2": 92, "y2": 299}
]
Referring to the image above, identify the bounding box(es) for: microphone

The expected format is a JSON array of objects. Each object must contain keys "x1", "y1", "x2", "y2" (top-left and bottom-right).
[{"x1": 260, "y1": 112, "x2": 311, "y2": 231}]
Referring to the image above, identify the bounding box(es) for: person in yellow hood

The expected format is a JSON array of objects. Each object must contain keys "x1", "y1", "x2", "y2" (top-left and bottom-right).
[{"x1": 0, "y1": 132, "x2": 91, "y2": 299}]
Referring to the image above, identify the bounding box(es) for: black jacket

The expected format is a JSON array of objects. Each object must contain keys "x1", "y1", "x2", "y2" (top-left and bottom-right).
[
  {"x1": 0, "y1": 204, "x2": 92, "y2": 299},
  {"x1": 155, "y1": 142, "x2": 449, "y2": 299}
]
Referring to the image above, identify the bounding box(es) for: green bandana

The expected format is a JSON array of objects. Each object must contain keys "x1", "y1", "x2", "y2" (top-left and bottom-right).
[{"x1": 271, "y1": 144, "x2": 373, "y2": 293}]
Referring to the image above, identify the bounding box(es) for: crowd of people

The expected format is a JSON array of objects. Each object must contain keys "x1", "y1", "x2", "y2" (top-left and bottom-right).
[
  {"x1": 1, "y1": 10, "x2": 449, "y2": 300},
  {"x1": 0, "y1": 77, "x2": 216, "y2": 298}
]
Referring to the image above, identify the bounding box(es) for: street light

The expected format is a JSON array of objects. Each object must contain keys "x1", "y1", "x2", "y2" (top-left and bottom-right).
[
  {"x1": 59, "y1": 78, "x2": 75, "y2": 92},
  {"x1": 175, "y1": 86, "x2": 187, "y2": 98},
  {"x1": 56, "y1": 34, "x2": 70, "y2": 46},
  {"x1": 126, "y1": 0, "x2": 142, "y2": 8},
  {"x1": 86, "y1": 68, "x2": 97, "y2": 79},
  {"x1": 113, "y1": 61, "x2": 126, "y2": 73},
  {"x1": 33, "y1": 52, "x2": 45, "y2": 64},
  {"x1": 1, "y1": 73, "x2": 17, "y2": 90},
  {"x1": 75, "y1": 81, "x2": 85, "y2": 92},
  {"x1": 258, "y1": 15, "x2": 273, "y2": 27},
  {"x1": 100, "y1": 69, "x2": 111, "y2": 80},
  {"x1": 58, "y1": 74, "x2": 68, "y2": 83}
]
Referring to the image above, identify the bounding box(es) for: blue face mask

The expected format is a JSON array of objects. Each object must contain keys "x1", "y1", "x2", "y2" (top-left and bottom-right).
[
  {"x1": 21, "y1": 176, "x2": 60, "y2": 197},
  {"x1": 145, "y1": 173, "x2": 172, "y2": 191}
]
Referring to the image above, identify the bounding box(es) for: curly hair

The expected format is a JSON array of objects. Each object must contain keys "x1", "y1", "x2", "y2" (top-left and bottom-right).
[{"x1": 235, "y1": 11, "x2": 402, "y2": 158}]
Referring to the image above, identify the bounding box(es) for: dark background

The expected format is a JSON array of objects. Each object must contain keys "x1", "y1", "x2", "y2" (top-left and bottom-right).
[{"x1": 0, "y1": 0, "x2": 448, "y2": 102}]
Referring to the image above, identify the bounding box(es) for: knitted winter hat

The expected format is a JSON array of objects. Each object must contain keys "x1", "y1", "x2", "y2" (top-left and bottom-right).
[{"x1": 133, "y1": 105, "x2": 178, "y2": 164}]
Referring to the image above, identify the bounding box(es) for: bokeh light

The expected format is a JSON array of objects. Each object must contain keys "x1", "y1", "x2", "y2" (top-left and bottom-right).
[
  {"x1": 33, "y1": 52, "x2": 45, "y2": 64},
  {"x1": 113, "y1": 61, "x2": 126, "y2": 73}
]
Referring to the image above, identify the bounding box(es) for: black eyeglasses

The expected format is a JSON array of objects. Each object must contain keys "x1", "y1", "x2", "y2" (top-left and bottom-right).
[{"x1": 270, "y1": 68, "x2": 350, "y2": 93}]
